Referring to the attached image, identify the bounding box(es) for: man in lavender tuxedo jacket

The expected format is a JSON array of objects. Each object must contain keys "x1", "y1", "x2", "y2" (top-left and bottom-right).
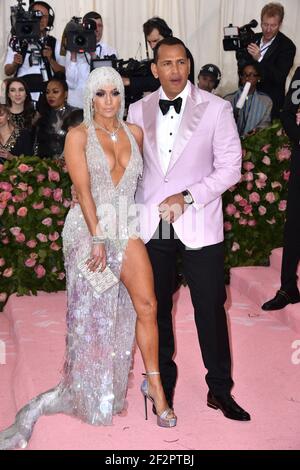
[{"x1": 127, "y1": 37, "x2": 250, "y2": 421}]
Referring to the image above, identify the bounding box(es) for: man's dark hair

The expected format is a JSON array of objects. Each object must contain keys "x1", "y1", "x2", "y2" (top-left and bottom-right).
[
  {"x1": 238, "y1": 61, "x2": 264, "y2": 81},
  {"x1": 83, "y1": 11, "x2": 102, "y2": 22},
  {"x1": 143, "y1": 17, "x2": 173, "y2": 38},
  {"x1": 153, "y1": 37, "x2": 188, "y2": 64}
]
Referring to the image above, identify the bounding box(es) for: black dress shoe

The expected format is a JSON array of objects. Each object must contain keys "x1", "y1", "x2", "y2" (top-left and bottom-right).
[
  {"x1": 207, "y1": 391, "x2": 251, "y2": 421},
  {"x1": 261, "y1": 290, "x2": 300, "y2": 311}
]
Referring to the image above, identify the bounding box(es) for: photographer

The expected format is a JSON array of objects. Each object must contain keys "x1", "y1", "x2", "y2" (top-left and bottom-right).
[
  {"x1": 65, "y1": 11, "x2": 117, "y2": 108},
  {"x1": 239, "y1": 2, "x2": 296, "y2": 119},
  {"x1": 122, "y1": 17, "x2": 195, "y2": 103},
  {"x1": 4, "y1": 1, "x2": 65, "y2": 104}
]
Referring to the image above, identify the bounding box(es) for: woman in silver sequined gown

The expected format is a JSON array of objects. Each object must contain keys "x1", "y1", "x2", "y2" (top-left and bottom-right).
[{"x1": 0, "y1": 67, "x2": 175, "y2": 451}]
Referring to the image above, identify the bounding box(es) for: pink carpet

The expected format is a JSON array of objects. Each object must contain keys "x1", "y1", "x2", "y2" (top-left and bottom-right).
[{"x1": 0, "y1": 248, "x2": 299, "y2": 450}]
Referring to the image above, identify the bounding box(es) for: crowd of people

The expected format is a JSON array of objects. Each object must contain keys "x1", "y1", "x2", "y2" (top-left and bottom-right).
[{"x1": 0, "y1": 1, "x2": 299, "y2": 450}]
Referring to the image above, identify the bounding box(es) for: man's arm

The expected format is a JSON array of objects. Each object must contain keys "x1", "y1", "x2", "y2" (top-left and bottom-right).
[{"x1": 187, "y1": 101, "x2": 242, "y2": 207}]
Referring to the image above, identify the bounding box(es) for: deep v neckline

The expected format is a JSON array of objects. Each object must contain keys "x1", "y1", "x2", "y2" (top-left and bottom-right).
[{"x1": 92, "y1": 122, "x2": 133, "y2": 190}]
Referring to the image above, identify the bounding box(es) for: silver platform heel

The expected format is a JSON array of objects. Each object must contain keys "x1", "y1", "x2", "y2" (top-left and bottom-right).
[{"x1": 141, "y1": 372, "x2": 177, "y2": 428}]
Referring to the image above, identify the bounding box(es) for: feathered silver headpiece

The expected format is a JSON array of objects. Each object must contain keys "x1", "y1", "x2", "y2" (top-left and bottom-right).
[{"x1": 83, "y1": 67, "x2": 125, "y2": 127}]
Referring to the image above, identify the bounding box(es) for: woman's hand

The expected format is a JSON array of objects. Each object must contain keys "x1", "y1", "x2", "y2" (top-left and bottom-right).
[
  {"x1": 87, "y1": 242, "x2": 107, "y2": 272},
  {"x1": 0, "y1": 149, "x2": 14, "y2": 161}
]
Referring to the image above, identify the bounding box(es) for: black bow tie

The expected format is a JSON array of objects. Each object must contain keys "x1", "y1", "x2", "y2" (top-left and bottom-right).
[{"x1": 159, "y1": 97, "x2": 182, "y2": 115}]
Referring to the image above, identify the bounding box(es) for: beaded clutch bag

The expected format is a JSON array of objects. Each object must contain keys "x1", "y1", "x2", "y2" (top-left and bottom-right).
[{"x1": 77, "y1": 258, "x2": 119, "y2": 294}]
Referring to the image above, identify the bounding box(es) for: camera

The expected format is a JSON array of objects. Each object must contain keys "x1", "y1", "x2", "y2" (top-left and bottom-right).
[
  {"x1": 223, "y1": 19, "x2": 258, "y2": 52},
  {"x1": 10, "y1": 0, "x2": 42, "y2": 42},
  {"x1": 65, "y1": 17, "x2": 96, "y2": 53}
]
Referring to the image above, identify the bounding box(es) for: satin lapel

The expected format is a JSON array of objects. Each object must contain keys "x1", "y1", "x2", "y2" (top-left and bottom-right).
[
  {"x1": 142, "y1": 91, "x2": 163, "y2": 175},
  {"x1": 167, "y1": 89, "x2": 209, "y2": 172}
]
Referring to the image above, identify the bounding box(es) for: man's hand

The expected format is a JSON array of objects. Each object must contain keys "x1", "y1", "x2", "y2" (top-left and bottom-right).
[
  {"x1": 42, "y1": 45, "x2": 53, "y2": 60},
  {"x1": 247, "y1": 43, "x2": 261, "y2": 61},
  {"x1": 13, "y1": 53, "x2": 23, "y2": 66},
  {"x1": 158, "y1": 193, "x2": 187, "y2": 224}
]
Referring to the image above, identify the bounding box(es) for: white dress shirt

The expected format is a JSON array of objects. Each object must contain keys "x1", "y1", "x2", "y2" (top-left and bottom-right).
[
  {"x1": 157, "y1": 82, "x2": 190, "y2": 174},
  {"x1": 66, "y1": 42, "x2": 117, "y2": 109}
]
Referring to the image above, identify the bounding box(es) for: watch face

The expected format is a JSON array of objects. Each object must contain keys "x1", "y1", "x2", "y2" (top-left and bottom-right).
[{"x1": 183, "y1": 193, "x2": 193, "y2": 204}]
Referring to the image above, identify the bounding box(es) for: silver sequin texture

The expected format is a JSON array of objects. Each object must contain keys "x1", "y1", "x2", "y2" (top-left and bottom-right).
[{"x1": 0, "y1": 122, "x2": 143, "y2": 449}]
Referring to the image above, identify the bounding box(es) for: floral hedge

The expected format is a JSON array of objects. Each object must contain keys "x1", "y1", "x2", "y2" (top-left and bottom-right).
[
  {"x1": 0, "y1": 157, "x2": 71, "y2": 311},
  {"x1": 0, "y1": 122, "x2": 291, "y2": 310},
  {"x1": 223, "y1": 121, "x2": 290, "y2": 277}
]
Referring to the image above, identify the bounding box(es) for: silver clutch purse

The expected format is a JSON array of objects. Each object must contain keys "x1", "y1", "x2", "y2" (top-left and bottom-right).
[{"x1": 77, "y1": 258, "x2": 119, "y2": 294}]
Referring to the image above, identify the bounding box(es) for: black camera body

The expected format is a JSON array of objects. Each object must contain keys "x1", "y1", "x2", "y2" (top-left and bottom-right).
[
  {"x1": 223, "y1": 20, "x2": 258, "y2": 52},
  {"x1": 10, "y1": 0, "x2": 42, "y2": 42},
  {"x1": 65, "y1": 17, "x2": 96, "y2": 53}
]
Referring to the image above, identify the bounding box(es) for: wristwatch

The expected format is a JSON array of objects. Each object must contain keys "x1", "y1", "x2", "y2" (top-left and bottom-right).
[{"x1": 182, "y1": 190, "x2": 194, "y2": 205}]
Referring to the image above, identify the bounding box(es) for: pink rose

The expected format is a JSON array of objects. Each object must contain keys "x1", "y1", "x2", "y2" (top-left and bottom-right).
[
  {"x1": 283, "y1": 170, "x2": 290, "y2": 181},
  {"x1": 48, "y1": 232, "x2": 59, "y2": 241},
  {"x1": 256, "y1": 172, "x2": 268, "y2": 182},
  {"x1": 8, "y1": 205, "x2": 15, "y2": 214},
  {"x1": 37, "y1": 174, "x2": 46, "y2": 182},
  {"x1": 58, "y1": 272, "x2": 65, "y2": 280},
  {"x1": 27, "y1": 185, "x2": 33, "y2": 195},
  {"x1": 16, "y1": 233, "x2": 26, "y2": 243},
  {"x1": 239, "y1": 218, "x2": 247, "y2": 225},
  {"x1": 35, "y1": 264, "x2": 46, "y2": 279},
  {"x1": 267, "y1": 218, "x2": 276, "y2": 225},
  {"x1": 0, "y1": 191, "x2": 12, "y2": 202},
  {"x1": 278, "y1": 200, "x2": 287, "y2": 211},
  {"x1": 265, "y1": 192, "x2": 276, "y2": 203},
  {"x1": 50, "y1": 242, "x2": 61, "y2": 251},
  {"x1": 36, "y1": 233, "x2": 48, "y2": 243},
  {"x1": 261, "y1": 144, "x2": 271, "y2": 153},
  {"x1": 249, "y1": 192, "x2": 260, "y2": 204},
  {"x1": 32, "y1": 202, "x2": 44, "y2": 210},
  {"x1": 255, "y1": 180, "x2": 266, "y2": 190},
  {"x1": 0, "y1": 208, "x2": 4, "y2": 216},
  {"x1": 244, "y1": 172, "x2": 254, "y2": 182},
  {"x1": 17, "y1": 206, "x2": 28, "y2": 217},
  {"x1": 0, "y1": 164, "x2": 4, "y2": 173},
  {"x1": 271, "y1": 181, "x2": 282, "y2": 190},
  {"x1": 246, "y1": 183, "x2": 253, "y2": 191},
  {"x1": 13, "y1": 193, "x2": 27, "y2": 203},
  {"x1": 10, "y1": 226, "x2": 21, "y2": 236},
  {"x1": 42, "y1": 217, "x2": 52, "y2": 227},
  {"x1": 262, "y1": 156, "x2": 271, "y2": 165},
  {"x1": 17, "y1": 182, "x2": 28, "y2": 191},
  {"x1": 9, "y1": 175, "x2": 17, "y2": 183},
  {"x1": 42, "y1": 187, "x2": 52, "y2": 198},
  {"x1": 25, "y1": 258, "x2": 36, "y2": 268},
  {"x1": 57, "y1": 220, "x2": 64, "y2": 226},
  {"x1": 225, "y1": 204, "x2": 237, "y2": 216},
  {"x1": 238, "y1": 198, "x2": 248, "y2": 208},
  {"x1": 243, "y1": 161, "x2": 255, "y2": 171},
  {"x1": 0, "y1": 182, "x2": 13, "y2": 191},
  {"x1": 27, "y1": 240, "x2": 37, "y2": 248},
  {"x1": 232, "y1": 242, "x2": 240, "y2": 252},
  {"x1": 258, "y1": 206, "x2": 267, "y2": 216},
  {"x1": 248, "y1": 219, "x2": 257, "y2": 227},
  {"x1": 51, "y1": 205, "x2": 60, "y2": 214},
  {"x1": 63, "y1": 199, "x2": 71, "y2": 208},
  {"x1": 0, "y1": 293, "x2": 7, "y2": 302},
  {"x1": 224, "y1": 222, "x2": 232, "y2": 232},
  {"x1": 234, "y1": 194, "x2": 243, "y2": 203},
  {"x1": 277, "y1": 147, "x2": 291, "y2": 161},
  {"x1": 234, "y1": 211, "x2": 241, "y2": 219},
  {"x1": 3, "y1": 268, "x2": 13, "y2": 278},
  {"x1": 53, "y1": 188, "x2": 63, "y2": 202},
  {"x1": 0, "y1": 258, "x2": 5, "y2": 267},
  {"x1": 2, "y1": 238, "x2": 9, "y2": 245},
  {"x1": 18, "y1": 163, "x2": 30, "y2": 173},
  {"x1": 243, "y1": 204, "x2": 253, "y2": 215},
  {"x1": 48, "y1": 169, "x2": 60, "y2": 182}
]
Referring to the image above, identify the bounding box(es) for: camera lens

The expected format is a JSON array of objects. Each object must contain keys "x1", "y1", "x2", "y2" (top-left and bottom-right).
[
  {"x1": 75, "y1": 35, "x2": 86, "y2": 47},
  {"x1": 22, "y1": 24, "x2": 33, "y2": 35}
]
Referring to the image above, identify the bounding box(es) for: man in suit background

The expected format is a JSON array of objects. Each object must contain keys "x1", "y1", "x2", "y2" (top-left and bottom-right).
[
  {"x1": 245, "y1": 2, "x2": 296, "y2": 119},
  {"x1": 262, "y1": 67, "x2": 300, "y2": 311},
  {"x1": 128, "y1": 37, "x2": 250, "y2": 421}
]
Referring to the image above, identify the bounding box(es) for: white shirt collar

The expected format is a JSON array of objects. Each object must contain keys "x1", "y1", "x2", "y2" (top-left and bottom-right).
[{"x1": 159, "y1": 81, "x2": 191, "y2": 102}]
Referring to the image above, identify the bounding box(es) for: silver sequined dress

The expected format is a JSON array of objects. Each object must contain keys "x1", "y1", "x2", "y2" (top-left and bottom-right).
[{"x1": 0, "y1": 122, "x2": 143, "y2": 450}]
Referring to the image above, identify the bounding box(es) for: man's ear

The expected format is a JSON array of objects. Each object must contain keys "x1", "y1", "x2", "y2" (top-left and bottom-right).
[{"x1": 151, "y1": 62, "x2": 158, "y2": 79}]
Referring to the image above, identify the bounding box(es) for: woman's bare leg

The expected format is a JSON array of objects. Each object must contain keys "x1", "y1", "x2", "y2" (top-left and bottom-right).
[{"x1": 120, "y1": 237, "x2": 174, "y2": 417}]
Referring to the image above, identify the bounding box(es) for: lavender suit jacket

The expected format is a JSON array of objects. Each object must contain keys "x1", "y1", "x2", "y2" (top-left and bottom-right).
[{"x1": 127, "y1": 83, "x2": 242, "y2": 248}]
